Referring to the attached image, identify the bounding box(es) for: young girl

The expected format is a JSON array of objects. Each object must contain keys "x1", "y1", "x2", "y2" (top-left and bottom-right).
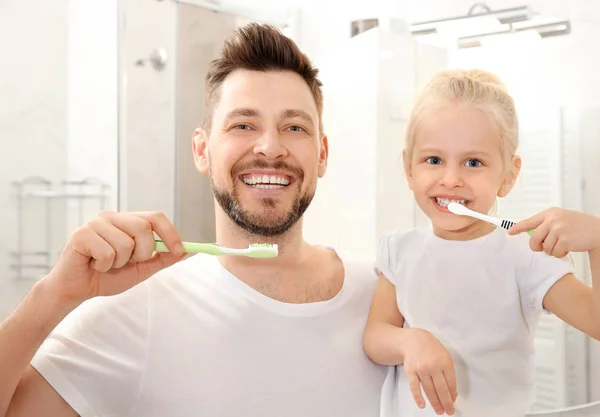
[{"x1": 363, "y1": 69, "x2": 600, "y2": 417}]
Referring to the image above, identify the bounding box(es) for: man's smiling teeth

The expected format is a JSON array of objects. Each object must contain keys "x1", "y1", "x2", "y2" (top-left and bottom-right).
[
  {"x1": 435, "y1": 197, "x2": 466, "y2": 207},
  {"x1": 243, "y1": 175, "x2": 290, "y2": 189}
]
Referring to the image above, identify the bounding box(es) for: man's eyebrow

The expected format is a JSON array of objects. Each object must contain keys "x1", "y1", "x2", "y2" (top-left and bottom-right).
[
  {"x1": 223, "y1": 108, "x2": 260, "y2": 123},
  {"x1": 223, "y1": 108, "x2": 315, "y2": 126},
  {"x1": 281, "y1": 109, "x2": 315, "y2": 125}
]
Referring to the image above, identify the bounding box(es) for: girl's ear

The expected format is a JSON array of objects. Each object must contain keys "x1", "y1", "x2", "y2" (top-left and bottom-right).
[
  {"x1": 498, "y1": 155, "x2": 521, "y2": 197},
  {"x1": 403, "y1": 150, "x2": 414, "y2": 191}
]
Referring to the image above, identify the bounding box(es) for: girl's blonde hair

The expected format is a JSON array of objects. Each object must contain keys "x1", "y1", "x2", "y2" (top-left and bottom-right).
[{"x1": 405, "y1": 69, "x2": 519, "y2": 168}]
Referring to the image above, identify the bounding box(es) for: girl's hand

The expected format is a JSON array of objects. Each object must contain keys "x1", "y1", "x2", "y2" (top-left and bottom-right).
[
  {"x1": 403, "y1": 328, "x2": 458, "y2": 416},
  {"x1": 508, "y1": 207, "x2": 600, "y2": 257}
]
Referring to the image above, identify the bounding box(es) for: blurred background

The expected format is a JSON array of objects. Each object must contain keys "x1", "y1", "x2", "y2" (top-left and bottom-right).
[{"x1": 1, "y1": 0, "x2": 600, "y2": 413}]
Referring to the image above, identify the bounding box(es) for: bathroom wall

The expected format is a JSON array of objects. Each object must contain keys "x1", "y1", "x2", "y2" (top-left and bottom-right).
[
  {"x1": 0, "y1": 1, "x2": 69, "y2": 318},
  {"x1": 0, "y1": 0, "x2": 118, "y2": 319},
  {"x1": 66, "y1": 0, "x2": 118, "y2": 231},
  {"x1": 119, "y1": 0, "x2": 177, "y2": 219},
  {"x1": 174, "y1": 4, "x2": 249, "y2": 242}
]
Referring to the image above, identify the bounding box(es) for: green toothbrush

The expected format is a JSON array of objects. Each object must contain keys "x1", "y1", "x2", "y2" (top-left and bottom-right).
[{"x1": 154, "y1": 240, "x2": 278, "y2": 258}]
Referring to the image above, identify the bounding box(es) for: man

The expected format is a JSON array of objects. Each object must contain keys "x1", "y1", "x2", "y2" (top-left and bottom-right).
[{"x1": 0, "y1": 23, "x2": 387, "y2": 417}]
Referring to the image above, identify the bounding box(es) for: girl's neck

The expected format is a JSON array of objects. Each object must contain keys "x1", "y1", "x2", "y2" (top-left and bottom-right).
[{"x1": 432, "y1": 220, "x2": 496, "y2": 241}]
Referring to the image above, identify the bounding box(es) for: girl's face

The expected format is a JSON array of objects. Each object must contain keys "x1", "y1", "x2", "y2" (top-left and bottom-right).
[{"x1": 404, "y1": 105, "x2": 520, "y2": 240}]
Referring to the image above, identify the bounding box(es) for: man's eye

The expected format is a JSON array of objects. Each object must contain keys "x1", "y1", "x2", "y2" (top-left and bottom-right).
[{"x1": 287, "y1": 126, "x2": 305, "y2": 132}]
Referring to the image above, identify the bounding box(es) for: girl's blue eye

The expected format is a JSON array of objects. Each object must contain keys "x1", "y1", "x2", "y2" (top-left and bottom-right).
[
  {"x1": 465, "y1": 159, "x2": 482, "y2": 167},
  {"x1": 426, "y1": 156, "x2": 442, "y2": 165}
]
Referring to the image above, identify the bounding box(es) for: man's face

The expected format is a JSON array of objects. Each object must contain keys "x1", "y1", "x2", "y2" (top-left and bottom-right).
[{"x1": 193, "y1": 69, "x2": 328, "y2": 237}]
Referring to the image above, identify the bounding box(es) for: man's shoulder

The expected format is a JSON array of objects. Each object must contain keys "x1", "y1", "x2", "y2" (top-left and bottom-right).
[
  {"x1": 148, "y1": 253, "x2": 221, "y2": 288},
  {"x1": 164, "y1": 252, "x2": 219, "y2": 273},
  {"x1": 329, "y1": 248, "x2": 378, "y2": 284}
]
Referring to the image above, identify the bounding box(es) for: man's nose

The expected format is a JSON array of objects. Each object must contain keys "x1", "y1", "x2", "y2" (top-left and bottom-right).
[{"x1": 253, "y1": 129, "x2": 288, "y2": 159}]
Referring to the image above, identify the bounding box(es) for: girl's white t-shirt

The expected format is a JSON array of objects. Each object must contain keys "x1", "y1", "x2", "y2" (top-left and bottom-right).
[{"x1": 376, "y1": 227, "x2": 573, "y2": 417}]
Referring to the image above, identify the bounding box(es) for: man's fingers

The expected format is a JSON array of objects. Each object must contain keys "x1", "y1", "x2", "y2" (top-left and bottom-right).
[
  {"x1": 80, "y1": 230, "x2": 117, "y2": 273},
  {"x1": 106, "y1": 212, "x2": 160, "y2": 262},
  {"x1": 88, "y1": 218, "x2": 135, "y2": 269},
  {"x1": 135, "y1": 211, "x2": 184, "y2": 256},
  {"x1": 135, "y1": 251, "x2": 186, "y2": 281}
]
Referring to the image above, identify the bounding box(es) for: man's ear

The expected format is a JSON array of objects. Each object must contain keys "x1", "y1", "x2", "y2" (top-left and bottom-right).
[
  {"x1": 192, "y1": 128, "x2": 209, "y2": 174},
  {"x1": 498, "y1": 155, "x2": 521, "y2": 197},
  {"x1": 318, "y1": 135, "x2": 329, "y2": 178},
  {"x1": 402, "y1": 149, "x2": 414, "y2": 191}
]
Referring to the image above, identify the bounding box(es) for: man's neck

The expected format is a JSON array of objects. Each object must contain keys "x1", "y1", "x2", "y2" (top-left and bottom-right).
[
  {"x1": 214, "y1": 214, "x2": 343, "y2": 303},
  {"x1": 216, "y1": 215, "x2": 309, "y2": 271}
]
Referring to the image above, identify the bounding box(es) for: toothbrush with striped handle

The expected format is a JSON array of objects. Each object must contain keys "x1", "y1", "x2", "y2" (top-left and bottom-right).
[{"x1": 447, "y1": 203, "x2": 534, "y2": 235}]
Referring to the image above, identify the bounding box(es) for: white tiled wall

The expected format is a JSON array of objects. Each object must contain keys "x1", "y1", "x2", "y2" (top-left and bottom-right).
[
  {"x1": 119, "y1": 0, "x2": 177, "y2": 219},
  {"x1": 0, "y1": 1, "x2": 69, "y2": 317},
  {"x1": 0, "y1": 0, "x2": 118, "y2": 319},
  {"x1": 66, "y1": 0, "x2": 119, "y2": 231}
]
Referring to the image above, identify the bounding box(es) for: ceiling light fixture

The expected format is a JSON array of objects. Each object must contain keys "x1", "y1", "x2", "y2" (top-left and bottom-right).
[
  {"x1": 410, "y1": 3, "x2": 571, "y2": 49},
  {"x1": 457, "y1": 20, "x2": 570, "y2": 48}
]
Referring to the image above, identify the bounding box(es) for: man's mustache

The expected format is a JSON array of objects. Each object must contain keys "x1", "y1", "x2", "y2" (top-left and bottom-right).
[{"x1": 232, "y1": 159, "x2": 304, "y2": 180}]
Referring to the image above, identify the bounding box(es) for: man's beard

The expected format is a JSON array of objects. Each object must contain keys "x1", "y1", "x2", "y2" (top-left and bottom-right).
[{"x1": 210, "y1": 161, "x2": 314, "y2": 237}]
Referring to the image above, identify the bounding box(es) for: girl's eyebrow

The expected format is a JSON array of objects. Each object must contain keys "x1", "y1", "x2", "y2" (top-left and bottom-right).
[{"x1": 416, "y1": 147, "x2": 492, "y2": 158}]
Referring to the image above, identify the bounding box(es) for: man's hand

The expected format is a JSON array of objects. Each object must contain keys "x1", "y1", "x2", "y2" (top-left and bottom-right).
[{"x1": 45, "y1": 210, "x2": 186, "y2": 306}]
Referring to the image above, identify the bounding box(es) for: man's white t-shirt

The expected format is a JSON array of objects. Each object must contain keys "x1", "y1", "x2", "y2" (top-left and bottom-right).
[
  {"x1": 32, "y1": 250, "x2": 387, "y2": 417},
  {"x1": 376, "y1": 227, "x2": 573, "y2": 417}
]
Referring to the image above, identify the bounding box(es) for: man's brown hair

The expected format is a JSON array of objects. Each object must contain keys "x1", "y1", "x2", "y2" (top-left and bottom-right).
[{"x1": 203, "y1": 23, "x2": 324, "y2": 133}]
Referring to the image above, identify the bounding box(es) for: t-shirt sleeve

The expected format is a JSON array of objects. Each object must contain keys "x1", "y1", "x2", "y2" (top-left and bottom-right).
[
  {"x1": 519, "y1": 248, "x2": 575, "y2": 317},
  {"x1": 375, "y1": 231, "x2": 403, "y2": 287},
  {"x1": 31, "y1": 281, "x2": 150, "y2": 417}
]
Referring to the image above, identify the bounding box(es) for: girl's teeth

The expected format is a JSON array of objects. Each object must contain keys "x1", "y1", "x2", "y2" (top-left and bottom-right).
[{"x1": 435, "y1": 198, "x2": 466, "y2": 207}]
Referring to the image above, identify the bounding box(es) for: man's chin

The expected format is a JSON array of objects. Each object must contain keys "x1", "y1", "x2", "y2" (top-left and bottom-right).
[
  {"x1": 212, "y1": 184, "x2": 313, "y2": 236},
  {"x1": 242, "y1": 211, "x2": 298, "y2": 228},
  {"x1": 236, "y1": 216, "x2": 301, "y2": 237}
]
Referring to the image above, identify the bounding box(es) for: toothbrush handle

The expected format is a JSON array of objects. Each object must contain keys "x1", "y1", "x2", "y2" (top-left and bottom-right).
[
  {"x1": 154, "y1": 240, "x2": 223, "y2": 255},
  {"x1": 503, "y1": 219, "x2": 535, "y2": 236}
]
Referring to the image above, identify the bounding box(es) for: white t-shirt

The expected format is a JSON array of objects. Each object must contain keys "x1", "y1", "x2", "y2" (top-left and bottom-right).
[
  {"x1": 32, "y1": 250, "x2": 387, "y2": 417},
  {"x1": 376, "y1": 227, "x2": 573, "y2": 417}
]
